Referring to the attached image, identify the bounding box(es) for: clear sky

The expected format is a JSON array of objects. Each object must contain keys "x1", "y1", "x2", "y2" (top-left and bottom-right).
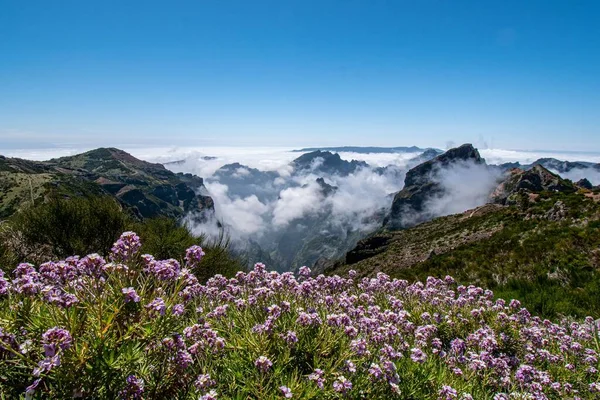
[{"x1": 1, "y1": 0, "x2": 599, "y2": 150}]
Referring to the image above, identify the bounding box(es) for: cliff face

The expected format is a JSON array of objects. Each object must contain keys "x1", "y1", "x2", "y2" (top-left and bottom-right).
[
  {"x1": 490, "y1": 164, "x2": 577, "y2": 205},
  {"x1": 386, "y1": 144, "x2": 485, "y2": 229},
  {"x1": 0, "y1": 148, "x2": 214, "y2": 221}
]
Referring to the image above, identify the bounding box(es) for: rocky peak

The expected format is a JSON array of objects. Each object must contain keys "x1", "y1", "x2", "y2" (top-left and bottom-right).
[
  {"x1": 315, "y1": 177, "x2": 338, "y2": 197},
  {"x1": 292, "y1": 151, "x2": 368, "y2": 176},
  {"x1": 386, "y1": 144, "x2": 486, "y2": 229},
  {"x1": 404, "y1": 144, "x2": 483, "y2": 187},
  {"x1": 576, "y1": 178, "x2": 594, "y2": 190},
  {"x1": 490, "y1": 165, "x2": 577, "y2": 204}
]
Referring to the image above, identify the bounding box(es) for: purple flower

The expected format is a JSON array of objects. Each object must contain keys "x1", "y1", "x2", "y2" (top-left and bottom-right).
[
  {"x1": 33, "y1": 354, "x2": 61, "y2": 377},
  {"x1": 175, "y1": 350, "x2": 193, "y2": 369},
  {"x1": 200, "y1": 390, "x2": 218, "y2": 400},
  {"x1": 308, "y1": 369, "x2": 325, "y2": 389},
  {"x1": 119, "y1": 375, "x2": 144, "y2": 400},
  {"x1": 42, "y1": 327, "x2": 72, "y2": 357},
  {"x1": 410, "y1": 348, "x2": 427, "y2": 363},
  {"x1": 145, "y1": 297, "x2": 166, "y2": 316},
  {"x1": 12, "y1": 263, "x2": 41, "y2": 295},
  {"x1": 195, "y1": 374, "x2": 216, "y2": 390},
  {"x1": 111, "y1": 232, "x2": 142, "y2": 262},
  {"x1": 0, "y1": 270, "x2": 11, "y2": 295},
  {"x1": 282, "y1": 331, "x2": 298, "y2": 345},
  {"x1": 333, "y1": 376, "x2": 352, "y2": 394},
  {"x1": 185, "y1": 245, "x2": 205, "y2": 268},
  {"x1": 298, "y1": 266, "x2": 311, "y2": 277},
  {"x1": 25, "y1": 378, "x2": 42, "y2": 396},
  {"x1": 279, "y1": 386, "x2": 293, "y2": 398},
  {"x1": 78, "y1": 253, "x2": 106, "y2": 277},
  {"x1": 172, "y1": 303, "x2": 185, "y2": 316},
  {"x1": 439, "y1": 385, "x2": 458, "y2": 399},
  {"x1": 344, "y1": 360, "x2": 356, "y2": 374},
  {"x1": 122, "y1": 287, "x2": 140, "y2": 303},
  {"x1": 147, "y1": 259, "x2": 181, "y2": 281},
  {"x1": 254, "y1": 356, "x2": 273, "y2": 373},
  {"x1": 368, "y1": 363, "x2": 383, "y2": 380}
]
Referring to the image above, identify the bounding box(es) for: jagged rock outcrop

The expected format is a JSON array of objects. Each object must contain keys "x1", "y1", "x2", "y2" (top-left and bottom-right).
[
  {"x1": 292, "y1": 151, "x2": 368, "y2": 176},
  {"x1": 315, "y1": 177, "x2": 338, "y2": 197},
  {"x1": 490, "y1": 165, "x2": 577, "y2": 205},
  {"x1": 576, "y1": 178, "x2": 594, "y2": 190},
  {"x1": 386, "y1": 144, "x2": 485, "y2": 229},
  {"x1": 345, "y1": 234, "x2": 393, "y2": 265},
  {"x1": 0, "y1": 148, "x2": 214, "y2": 221}
]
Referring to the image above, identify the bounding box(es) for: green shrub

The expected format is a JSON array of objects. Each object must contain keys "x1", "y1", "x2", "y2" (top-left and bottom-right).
[
  {"x1": 130, "y1": 217, "x2": 242, "y2": 282},
  {"x1": 11, "y1": 196, "x2": 129, "y2": 260}
]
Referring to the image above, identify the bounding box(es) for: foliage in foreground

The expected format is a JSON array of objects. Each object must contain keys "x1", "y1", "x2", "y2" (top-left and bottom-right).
[
  {"x1": 0, "y1": 233, "x2": 599, "y2": 399},
  {"x1": 0, "y1": 196, "x2": 241, "y2": 281}
]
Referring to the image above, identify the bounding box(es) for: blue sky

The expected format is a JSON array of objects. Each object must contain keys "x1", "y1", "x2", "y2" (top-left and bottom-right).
[{"x1": 1, "y1": 0, "x2": 599, "y2": 150}]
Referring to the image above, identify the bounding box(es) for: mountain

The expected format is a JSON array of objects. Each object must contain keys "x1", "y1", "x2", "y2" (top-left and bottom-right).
[
  {"x1": 530, "y1": 158, "x2": 596, "y2": 173},
  {"x1": 291, "y1": 150, "x2": 369, "y2": 176},
  {"x1": 291, "y1": 146, "x2": 441, "y2": 154},
  {"x1": 210, "y1": 162, "x2": 281, "y2": 202},
  {"x1": 314, "y1": 177, "x2": 338, "y2": 196},
  {"x1": 497, "y1": 157, "x2": 600, "y2": 173},
  {"x1": 0, "y1": 148, "x2": 214, "y2": 221},
  {"x1": 320, "y1": 143, "x2": 600, "y2": 318},
  {"x1": 386, "y1": 144, "x2": 486, "y2": 229},
  {"x1": 326, "y1": 187, "x2": 600, "y2": 318},
  {"x1": 490, "y1": 164, "x2": 577, "y2": 205},
  {"x1": 576, "y1": 178, "x2": 594, "y2": 190}
]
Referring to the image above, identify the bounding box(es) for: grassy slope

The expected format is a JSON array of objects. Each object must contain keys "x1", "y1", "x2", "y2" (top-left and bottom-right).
[
  {"x1": 0, "y1": 149, "x2": 210, "y2": 221},
  {"x1": 328, "y1": 190, "x2": 600, "y2": 319}
]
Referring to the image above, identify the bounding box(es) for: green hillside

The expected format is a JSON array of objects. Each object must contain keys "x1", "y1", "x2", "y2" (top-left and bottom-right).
[{"x1": 327, "y1": 189, "x2": 600, "y2": 319}]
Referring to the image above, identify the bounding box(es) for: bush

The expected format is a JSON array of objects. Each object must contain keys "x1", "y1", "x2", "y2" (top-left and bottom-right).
[
  {"x1": 10, "y1": 196, "x2": 129, "y2": 259},
  {"x1": 0, "y1": 234, "x2": 599, "y2": 399},
  {"x1": 1, "y1": 198, "x2": 242, "y2": 283},
  {"x1": 131, "y1": 217, "x2": 241, "y2": 282}
]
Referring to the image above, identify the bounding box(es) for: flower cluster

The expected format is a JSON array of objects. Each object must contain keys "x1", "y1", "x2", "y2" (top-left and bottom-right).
[
  {"x1": 185, "y1": 245, "x2": 205, "y2": 268},
  {"x1": 110, "y1": 231, "x2": 142, "y2": 262},
  {"x1": 1, "y1": 232, "x2": 599, "y2": 399}
]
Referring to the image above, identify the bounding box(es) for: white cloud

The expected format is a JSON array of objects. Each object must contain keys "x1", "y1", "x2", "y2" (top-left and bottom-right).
[
  {"x1": 272, "y1": 183, "x2": 324, "y2": 227},
  {"x1": 548, "y1": 168, "x2": 600, "y2": 186},
  {"x1": 479, "y1": 148, "x2": 600, "y2": 165},
  {"x1": 232, "y1": 167, "x2": 251, "y2": 178},
  {"x1": 426, "y1": 161, "x2": 503, "y2": 217},
  {"x1": 203, "y1": 181, "x2": 270, "y2": 238}
]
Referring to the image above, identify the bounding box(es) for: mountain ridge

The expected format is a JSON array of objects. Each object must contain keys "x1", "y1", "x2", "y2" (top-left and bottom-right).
[{"x1": 0, "y1": 148, "x2": 214, "y2": 221}]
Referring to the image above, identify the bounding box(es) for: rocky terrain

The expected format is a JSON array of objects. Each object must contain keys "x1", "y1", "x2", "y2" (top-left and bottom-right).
[
  {"x1": 325, "y1": 160, "x2": 600, "y2": 318},
  {"x1": 0, "y1": 148, "x2": 214, "y2": 221},
  {"x1": 386, "y1": 144, "x2": 487, "y2": 229}
]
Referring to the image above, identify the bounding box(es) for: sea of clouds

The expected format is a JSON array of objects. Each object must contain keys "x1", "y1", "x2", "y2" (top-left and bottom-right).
[{"x1": 5, "y1": 145, "x2": 600, "y2": 251}]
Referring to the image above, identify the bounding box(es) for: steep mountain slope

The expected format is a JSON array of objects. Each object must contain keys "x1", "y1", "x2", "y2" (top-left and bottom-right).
[
  {"x1": 0, "y1": 148, "x2": 214, "y2": 220},
  {"x1": 386, "y1": 144, "x2": 490, "y2": 229},
  {"x1": 326, "y1": 188, "x2": 600, "y2": 318}
]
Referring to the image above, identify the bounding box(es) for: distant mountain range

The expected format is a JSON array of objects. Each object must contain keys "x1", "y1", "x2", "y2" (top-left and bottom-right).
[
  {"x1": 291, "y1": 146, "x2": 442, "y2": 154},
  {"x1": 2, "y1": 144, "x2": 600, "y2": 278}
]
